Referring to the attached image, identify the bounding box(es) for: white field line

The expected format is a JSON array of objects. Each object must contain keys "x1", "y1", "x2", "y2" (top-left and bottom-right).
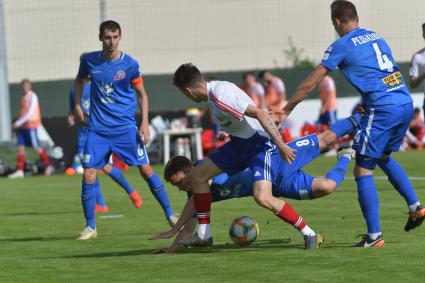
[{"x1": 98, "y1": 214, "x2": 125, "y2": 219}]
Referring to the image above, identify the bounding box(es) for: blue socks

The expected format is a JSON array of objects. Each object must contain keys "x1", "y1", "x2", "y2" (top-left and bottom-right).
[
  {"x1": 355, "y1": 175, "x2": 380, "y2": 233},
  {"x1": 325, "y1": 156, "x2": 350, "y2": 187},
  {"x1": 81, "y1": 182, "x2": 96, "y2": 229},
  {"x1": 107, "y1": 166, "x2": 134, "y2": 195},
  {"x1": 94, "y1": 177, "x2": 106, "y2": 207},
  {"x1": 146, "y1": 173, "x2": 174, "y2": 218},
  {"x1": 330, "y1": 113, "x2": 361, "y2": 137},
  {"x1": 378, "y1": 156, "x2": 419, "y2": 207}
]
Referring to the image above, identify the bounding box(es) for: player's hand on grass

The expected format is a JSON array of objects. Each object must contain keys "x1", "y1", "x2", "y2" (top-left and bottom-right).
[
  {"x1": 149, "y1": 229, "x2": 177, "y2": 240},
  {"x1": 140, "y1": 123, "x2": 150, "y2": 145},
  {"x1": 279, "y1": 143, "x2": 296, "y2": 164},
  {"x1": 151, "y1": 246, "x2": 178, "y2": 254}
]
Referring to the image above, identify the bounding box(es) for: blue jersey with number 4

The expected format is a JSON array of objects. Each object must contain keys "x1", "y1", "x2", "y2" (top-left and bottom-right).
[
  {"x1": 321, "y1": 28, "x2": 412, "y2": 109},
  {"x1": 77, "y1": 51, "x2": 141, "y2": 130}
]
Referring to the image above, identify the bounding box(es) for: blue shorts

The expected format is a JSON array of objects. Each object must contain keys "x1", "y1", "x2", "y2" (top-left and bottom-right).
[
  {"x1": 208, "y1": 132, "x2": 273, "y2": 181},
  {"x1": 17, "y1": 128, "x2": 40, "y2": 147},
  {"x1": 83, "y1": 126, "x2": 149, "y2": 169},
  {"x1": 272, "y1": 134, "x2": 320, "y2": 200},
  {"x1": 352, "y1": 103, "x2": 413, "y2": 158},
  {"x1": 77, "y1": 126, "x2": 89, "y2": 155},
  {"x1": 318, "y1": 110, "x2": 337, "y2": 126}
]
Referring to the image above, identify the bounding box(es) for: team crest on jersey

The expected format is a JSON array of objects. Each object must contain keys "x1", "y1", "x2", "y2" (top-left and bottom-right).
[{"x1": 114, "y1": 70, "x2": 126, "y2": 81}]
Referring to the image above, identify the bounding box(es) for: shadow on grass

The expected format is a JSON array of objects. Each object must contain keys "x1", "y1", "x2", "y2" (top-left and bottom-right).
[
  {"x1": 0, "y1": 211, "x2": 80, "y2": 217},
  {"x1": 44, "y1": 238, "x2": 304, "y2": 259},
  {"x1": 0, "y1": 236, "x2": 75, "y2": 242}
]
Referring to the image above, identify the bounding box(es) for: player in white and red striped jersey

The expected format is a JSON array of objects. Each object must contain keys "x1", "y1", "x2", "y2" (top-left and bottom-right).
[{"x1": 172, "y1": 63, "x2": 314, "y2": 248}]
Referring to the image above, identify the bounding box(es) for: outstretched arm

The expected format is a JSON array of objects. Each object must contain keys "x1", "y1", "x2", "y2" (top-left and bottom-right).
[
  {"x1": 283, "y1": 65, "x2": 328, "y2": 117},
  {"x1": 150, "y1": 195, "x2": 195, "y2": 240},
  {"x1": 152, "y1": 217, "x2": 197, "y2": 254}
]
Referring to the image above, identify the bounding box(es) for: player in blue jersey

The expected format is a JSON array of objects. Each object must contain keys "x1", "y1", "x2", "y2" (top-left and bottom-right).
[
  {"x1": 73, "y1": 20, "x2": 177, "y2": 240},
  {"x1": 67, "y1": 76, "x2": 143, "y2": 213},
  {"x1": 150, "y1": 114, "x2": 361, "y2": 252},
  {"x1": 276, "y1": 0, "x2": 425, "y2": 247}
]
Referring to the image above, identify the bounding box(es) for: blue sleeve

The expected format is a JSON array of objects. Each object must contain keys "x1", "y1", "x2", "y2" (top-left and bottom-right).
[
  {"x1": 131, "y1": 60, "x2": 141, "y2": 80},
  {"x1": 77, "y1": 55, "x2": 89, "y2": 78},
  {"x1": 320, "y1": 39, "x2": 347, "y2": 71},
  {"x1": 69, "y1": 88, "x2": 75, "y2": 110}
]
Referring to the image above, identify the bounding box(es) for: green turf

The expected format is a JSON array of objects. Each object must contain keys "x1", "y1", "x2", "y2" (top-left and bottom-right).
[{"x1": 1, "y1": 151, "x2": 425, "y2": 282}]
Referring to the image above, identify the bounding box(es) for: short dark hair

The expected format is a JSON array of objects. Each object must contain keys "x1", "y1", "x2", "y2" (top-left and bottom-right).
[
  {"x1": 21, "y1": 78, "x2": 31, "y2": 85},
  {"x1": 99, "y1": 20, "x2": 121, "y2": 37},
  {"x1": 242, "y1": 72, "x2": 255, "y2": 80},
  {"x1": 173, "y1": 63, "x2": 203, "y2": 89},
  {"x1": 164, "y1": 156, "x2": 193, "y2": 182},
  {"x1": 258, "y1": 70, "x2": 268, "y2": 79},
  {"x1": 422, "y1": 23, "x2": 425, "y2": 31},
  {"x1": 414, "y1": 107, "x2": 421, "y2": 115},
  {"x1": 331, "y1": 0, "x2": 358, "y2": 23}
]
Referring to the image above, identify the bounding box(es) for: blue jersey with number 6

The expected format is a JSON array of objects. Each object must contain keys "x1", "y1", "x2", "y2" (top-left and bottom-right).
[{"x1": 321, "y1": 28, "x2": 412, "y2": 109}]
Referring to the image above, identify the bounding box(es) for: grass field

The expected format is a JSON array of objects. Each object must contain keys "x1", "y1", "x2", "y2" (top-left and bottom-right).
[{"x1": 1, "y1": 151, "x2": 425, "y2": 283}]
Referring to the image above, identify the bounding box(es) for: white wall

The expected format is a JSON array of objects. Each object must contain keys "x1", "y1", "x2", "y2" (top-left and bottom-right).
[{"x1": 3, "y1": 0, "x2": 425, "y2": 82}]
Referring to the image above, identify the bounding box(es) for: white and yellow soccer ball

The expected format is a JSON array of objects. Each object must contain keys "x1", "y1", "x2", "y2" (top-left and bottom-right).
[{"x1": 229, "y1": 216, "x2": 259, "y2": 246}]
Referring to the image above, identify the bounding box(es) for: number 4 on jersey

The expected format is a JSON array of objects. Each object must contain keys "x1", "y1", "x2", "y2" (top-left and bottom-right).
[{"x1": 372, "y1": 43, "x2": 394, "y2": 72}]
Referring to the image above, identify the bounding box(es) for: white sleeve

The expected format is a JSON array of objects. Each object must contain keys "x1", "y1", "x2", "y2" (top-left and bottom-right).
[
  {"x1": 409, "y1": 54, "x2": 421, "y2": 77},
  {"x1": 273, "y1": 79, "x2": 285, "y2": 93},
  {"x1": 210, "y1": 83, "x2": 250, "y2": 121},
  {"x1": 15, "y1": 95, "x2": 38, "y2": 127},
  {"x1": 252, "y1": 83, "x2": 265, "y2": 96}
]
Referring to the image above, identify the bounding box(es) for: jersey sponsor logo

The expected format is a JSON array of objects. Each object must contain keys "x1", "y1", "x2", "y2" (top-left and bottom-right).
[
  {"x1": 381, "y1": 71, "x2": 402, "y2": 87},
  {"x1": 254, "y1": 171, "x2": 261, "y2": 177},
  {"x1": 100, "y1": 83, "x2": 116, "y2": 104},
  {"x1": 114, "y1": 70, "x2": 126, "y2": 81}
]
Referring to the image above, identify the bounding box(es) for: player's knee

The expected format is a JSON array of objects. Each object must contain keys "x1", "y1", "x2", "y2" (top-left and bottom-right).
[
  {"x1": 138, "y1": 164, "x2": 153, "y2": 179},
  {"x1": 317, "y1": 131, "x2": 336, "y2": 149},
  {"x1": 321, "y1": 180, "x2": 337, "y2": 195},
  {"x1": 102, "y1": 163, "x2": 113, "y2": 174},
  {"x1": 83, "y1": 169, "x2": 97, "y2": 183},
  {"x1": 253, "y1": 192, "x2": 272, "y2": 209}
]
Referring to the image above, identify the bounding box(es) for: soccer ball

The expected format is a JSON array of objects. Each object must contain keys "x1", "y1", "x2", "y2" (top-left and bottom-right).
[{"x1": 229, "y1": 216, "x2": 259, "y2": 246}]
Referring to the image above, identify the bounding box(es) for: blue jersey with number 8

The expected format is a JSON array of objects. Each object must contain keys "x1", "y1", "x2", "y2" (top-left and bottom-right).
[{"x1": 321, "y1": 28, "x2": 412, "y2": 109}]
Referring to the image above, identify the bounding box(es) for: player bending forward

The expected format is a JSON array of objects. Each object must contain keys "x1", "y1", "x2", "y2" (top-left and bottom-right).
[{"x1": 151, "y1": 114, "x2": 360, "y2": 252}]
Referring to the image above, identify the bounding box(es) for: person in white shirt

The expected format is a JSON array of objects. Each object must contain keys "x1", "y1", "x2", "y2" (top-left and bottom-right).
[
  {"x1": 169, "y1": 63, "x2": 312, "y2": 248},
  {"x1": 409, "y1": 23, "x2": 425, "y2": 117}
]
